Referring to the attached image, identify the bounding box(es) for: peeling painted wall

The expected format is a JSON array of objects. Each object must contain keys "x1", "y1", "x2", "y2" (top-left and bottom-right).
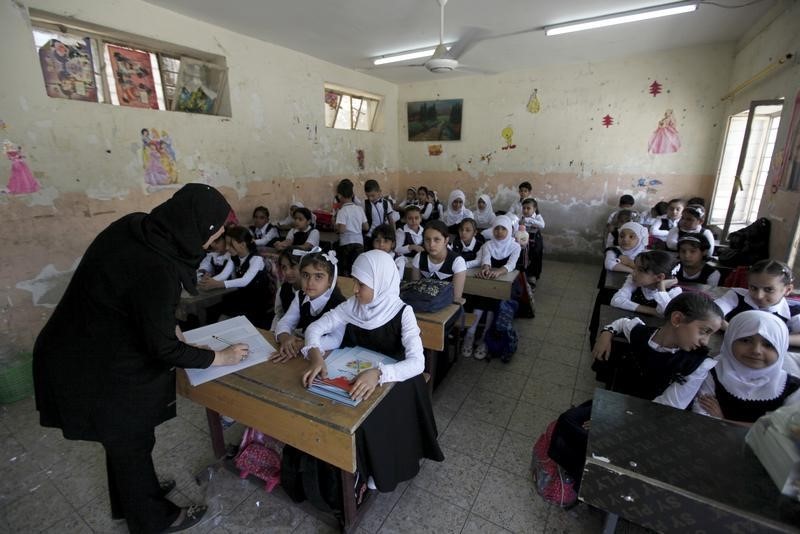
[
  {"x1": 0, "y1": 0, "x2": 400, "y2": 348},
  {"x1": 396, "y1": 44, "x2": 735, "y2": 260}
]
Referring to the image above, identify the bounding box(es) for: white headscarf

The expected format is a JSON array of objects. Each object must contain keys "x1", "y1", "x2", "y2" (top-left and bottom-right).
[
  {"x1": 473, "y1": 194, "x2": 495, "y2": 228},
  {"x1": 483, "y1": 215, "x2": 520, "y2": 260},
  {"x1": 618, "y1": 221, "x2": 649, "y2": 258},
  {"x1": 443, "y1": 190, "x2": 469, "y2": 226},
  {"x1": 715, "y1": 310, "x2": 789, "y2": 401},
  {"x1": 342, "y1": 250, "x2": 405, "y2": 329}
]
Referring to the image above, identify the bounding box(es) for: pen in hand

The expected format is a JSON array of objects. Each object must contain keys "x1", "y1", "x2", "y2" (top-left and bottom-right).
[{"x1": 212, "y1": 335, "x2": 237, "y2": 346}]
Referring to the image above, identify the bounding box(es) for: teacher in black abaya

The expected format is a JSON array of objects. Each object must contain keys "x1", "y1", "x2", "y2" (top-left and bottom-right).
[{"x1": 33, "y1": 184, "x2": 249, "y2": 533}]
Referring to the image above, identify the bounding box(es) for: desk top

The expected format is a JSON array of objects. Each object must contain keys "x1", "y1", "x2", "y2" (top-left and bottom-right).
[
  {"x1": 464, "y1": 268, "x2": 517, "y2": 300},
  {"x1": 582, "y1": 389, "x2": 800, "y2": 532}
]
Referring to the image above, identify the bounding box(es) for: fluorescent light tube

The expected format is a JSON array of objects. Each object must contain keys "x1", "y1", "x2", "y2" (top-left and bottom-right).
[
  {"x1": 545, "y1": 2, "x2": 698, "y2": 36},
  {"x1": 373, "y1": 45, "x2": 451, "y2": 66}
]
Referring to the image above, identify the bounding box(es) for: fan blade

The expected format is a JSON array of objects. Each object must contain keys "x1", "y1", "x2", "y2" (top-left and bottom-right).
[{"x1": 447, "y1": 26, "x2": 488, "y2": 60}]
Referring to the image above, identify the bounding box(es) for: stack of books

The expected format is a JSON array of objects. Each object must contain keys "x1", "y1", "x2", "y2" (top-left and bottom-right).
[{"x1": 307, "y1": 346, "x2": 395, "y2": 407}]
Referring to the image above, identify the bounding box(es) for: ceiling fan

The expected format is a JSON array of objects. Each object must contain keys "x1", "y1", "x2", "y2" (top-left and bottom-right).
[{"x1": 373, "y1": 0, "x2": 486, "y2": 74}]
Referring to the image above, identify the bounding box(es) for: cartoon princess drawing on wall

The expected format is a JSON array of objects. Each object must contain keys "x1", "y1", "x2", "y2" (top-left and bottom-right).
[
  {"x1": 648, "y1": 109, "x2": 681, "y2": 155},
  {"x1": 3, "y1": 140, "x2": 40, "y2": 195}
]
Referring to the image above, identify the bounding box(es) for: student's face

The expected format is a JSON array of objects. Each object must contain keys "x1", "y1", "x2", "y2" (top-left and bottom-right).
[
  {"x1": 353, "y1": 277, "x2": 374, "y2": 305},
  {"x1": 747, "y1": 272, "x2": 793, "y2": 308},
  {"x1": 478, "y1": 199, "x2": 486, "y2": 210},
  {"x1": 679, "y1": 212, "x2": 701, "y2": 230},
  {"x1": 459, "y1": 223, "x2": 476, "y2": 243},
  {"x1": 301, "y1": 264, "x2": 332, "y2": 299},
  {"x1": 372, "y1": 236, "x2": 395, "y2": 253},
  {"x1": 202, "y1": 226, "x2": 225, "y2": 250},
  {"x1": 678, "y1": 243, "x2": 704, "y2": 267},
  {"x1": 227, "y1": 237, "x2": 248, "y2": 257},
  {"x1": 417, "y1": 189, "x2": 427, "y2": 203},
  {"x1": 518, "y1": 187, "x2": 531, "y2": 200},
  {"x1": 493, "y1": 225, "x2": 509, "y2": 241},
  {"x1": 293, "y1": 213, "x2": 310, "y2": 230},
  {"x1": 631, "y1": 262, "x2": 662, "y2": 288},
  {"x1": 406, "y1": 190, "x2": 415, "y2": 201},
  {"x1": 450, "y1": 198, "x2": 463, "y2": 211},
  {"x1": 427, "y1": 192, "x2": 435, "y2": 202},
  {"x1": 667, "y1": 203, "x2": 683, "y2": 220},
  {"x1": 424, "y1": 229, "x2": 448, "y2": 258},
  {"x1": 210, "y1": 238, "x2": 227, "y2": 254},
  {"x1": 521, "y1": 203, "x2": 535, "y2": 217},
  {"x1": 672, "y1": 315, "x2": 722, "y2": 352},
  {"x1": 732, "y1": 333, "x2": 779, "y2": 369},
  {"x1": 617, "y1": 229, "x2": 639, "y2": 251},
  {"x1": 253, "y1": 211, "x2": 268, "y2": 226},
  {"x1": 405, "y1": 211, "x2": 421, "y2": 229},
  {"x1": 366, "y1": 190, "x2": 381, "y2": 203},
  {"x1": 280, "y1": 258, "x2": 300, "y2": 284}
]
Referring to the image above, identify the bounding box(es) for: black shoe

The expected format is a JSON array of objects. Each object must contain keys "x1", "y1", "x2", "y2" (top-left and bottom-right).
[
  {"x1": 162, "y1": 504, "x2": 208, "y2": 533},
  {"x1": 111, "y1": 480, "x2": 177, "y2": 520}
]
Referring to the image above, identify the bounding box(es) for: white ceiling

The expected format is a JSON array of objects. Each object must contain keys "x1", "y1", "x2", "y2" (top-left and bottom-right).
[{"x1": 144, "y1": 0, "x2": 776, "y2": 83}]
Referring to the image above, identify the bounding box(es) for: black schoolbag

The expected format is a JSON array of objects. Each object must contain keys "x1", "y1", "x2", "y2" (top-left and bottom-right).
[{"x1": 717, "y1": 217, "x2": 770, "y2": 267}]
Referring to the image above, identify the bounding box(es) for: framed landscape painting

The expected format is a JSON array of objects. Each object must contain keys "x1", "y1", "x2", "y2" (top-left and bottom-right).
[{"x1": 407, "y1": 99, "x2": 462, "y2": 141}]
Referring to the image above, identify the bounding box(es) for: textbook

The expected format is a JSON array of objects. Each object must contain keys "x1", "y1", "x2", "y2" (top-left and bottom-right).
[
  {"x1": 182, "y1": 316, "x2": 275, "y2": 386},
  {"x1": 308, "y1": 346, "x2": 396, "y2": 407}
]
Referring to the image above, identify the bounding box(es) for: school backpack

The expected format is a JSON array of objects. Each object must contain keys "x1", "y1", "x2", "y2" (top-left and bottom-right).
[
  {"x1": 717, "y1": 217, "x2": 770, "y2": 267},
  {"x1": 511, "y1": 273, "x2": 535, "y2": 318},
  {"x1": 400, "y1": 279, "x2": 454, "y2": 313},
  {"x1": 234, "y1": 428, "x2": 282, "y2": 492},
  {"x1": 484, "y1": 299, "x2": 519, "y2": 362},
  {"x1": 531, "y1": 420, "x2": 578, "y2": 508}
]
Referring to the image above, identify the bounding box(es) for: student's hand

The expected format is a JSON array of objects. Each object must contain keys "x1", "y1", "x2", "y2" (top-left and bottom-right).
[
  {"x1": 270, "y1": 336, "x2": 303, "y2": 363},
  {"x1": 175, "y1": 325, "x2": 186, "y2": 342},
  {"x1": 212, "y1": 343, "x2": 250, "y2": 366},
  {"x1": 275, "y1": 241, "x2": 288, "y2": 250},
  {"x1": 302, "y1": 350, "x2": 327, "y2": 387},
  {"x1": 350, "y1": 368, "x2": 381, "y2": 401},
  {"x1": 199, "y1": 278, "x2": 224, "y2": 290},
  {"x1": 592, "y1": 331, "x2": 614, "y2": 360},
  {"x1": 619, "y1": 256, "x2": 635, "y2": 268},
  {"x1": 478, "y1": 265, "x2": 492, "y2": 279},
  {"x1": 659, "y1": 278, "x2": 678, "y2": 291},
  {"x1": 410, "y1": 245, "x2": 424, "y2": 253},
  {"x1": 582, "y1": 420, "x2": 591, "y2": 430},
  {"x1": 635, "y1": 305, "x2": 659, "y2": 317},
  {"x1": 698, "y1": 395, "x2": 723, "y2": 418},
  {"x1": 485, "y1": 268, "x2": 500, "y2": 280},
  {"x1": 454, "y1": 297, "x2": 466, "y2": 305}
]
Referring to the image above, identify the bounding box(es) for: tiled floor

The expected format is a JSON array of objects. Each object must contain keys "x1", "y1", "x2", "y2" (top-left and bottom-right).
[{"x1": 0, "y1": 259, "x2": 647, "y2": 533}]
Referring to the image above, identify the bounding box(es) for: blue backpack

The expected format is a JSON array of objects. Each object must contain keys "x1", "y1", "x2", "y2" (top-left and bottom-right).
[{"x1": 484, "y1": 300, "x2": 519, "y2": 362}]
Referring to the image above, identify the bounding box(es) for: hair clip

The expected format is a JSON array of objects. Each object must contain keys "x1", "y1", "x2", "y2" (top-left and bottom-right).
[
  {"x1": 292, "y1": 246, "x2": 322, "y2": 257},
  {"x1": 321, "y1": 249, "x2": 338, "y2": 265}
]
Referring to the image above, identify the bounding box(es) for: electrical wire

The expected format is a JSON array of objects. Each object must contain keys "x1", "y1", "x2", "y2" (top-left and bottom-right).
[{"x1": 699, "y1": 0, "x2": 770, "y2": 8}]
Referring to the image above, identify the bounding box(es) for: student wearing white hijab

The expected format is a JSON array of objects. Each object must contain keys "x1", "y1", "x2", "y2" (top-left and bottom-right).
[
  {"x1": 692, "y1": 310, "x2": 800, "y2": 423},
  {"x1": 604, "y1": 221, "x2": 649, "y2": 273},
  {"x1": 442, "y1": 189, "x2": 474, "y2": 230},
  {"x1": 473, "y1": 194, "x2": 495, "y2": 230},
  {"x1": 301, "y1": 250, "x2": 444, "y2": 491}
]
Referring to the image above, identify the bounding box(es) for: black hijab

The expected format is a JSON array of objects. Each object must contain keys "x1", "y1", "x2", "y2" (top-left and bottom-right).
[{"x1": 132, "y1": 183, "x2": 231, "y2": 295}]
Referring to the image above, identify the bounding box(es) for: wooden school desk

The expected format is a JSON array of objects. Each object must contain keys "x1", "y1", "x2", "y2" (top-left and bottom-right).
[
  {"x1": 176, "y1": 287, "x2": 237, "y2": 325},
  {"x1": 177, "y1": 330, "x2": 393, "y2": 532},
  {"x1": 581, "y1": 389, "x2": 800, "y2": 534},
  {"x1": 463, "y1": 267, "x2": 518, "y2": 299}
]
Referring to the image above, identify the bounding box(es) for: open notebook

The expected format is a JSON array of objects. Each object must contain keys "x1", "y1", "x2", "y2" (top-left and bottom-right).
[
  {"x1": 182, "y1": 316, "x2": 275, "y2": 386},
  {"x1": 308, "y1": 346, "x2": 396, "y2": 407}
]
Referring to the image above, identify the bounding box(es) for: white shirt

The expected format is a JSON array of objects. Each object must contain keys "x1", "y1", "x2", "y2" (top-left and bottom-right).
[
  {"x1": 366, "y1": 197, "x2": 399, "y2": 235},
  {"x1": 286, "y1": 227, "x2": 320, "y2": 248},
  {"x1": 674, "y1": 263, "x2": 721, "y2": 287},
  {"x1": 275, "y1": 292, "x2": 342, "y2": 353},
  {"x1": 251, "y1": 224, "x2": 280, "y2": 247},
  {"x1": 604, "y1": 248, "x2": 635, "y2": 272},
  {"x1": 666, "y1": 226, "x2": 716, "y2": 256},
  {"x1": 610, "y1": 275, "x2": 683, "y2": 316},
  {"x1": 715, "y1": 288, "x2": 800, "y2": 333},
  {"x1": 302, "y1": 304, "x2": 424, "y2": 384},
  {"x1": 271, "y1": 284, "x2": 299, "y2": 331},
  {"x1": 395, "y1": 226, "x2": 423, "y2": 256},
  {"x1": 521, "y1": 213, "x2": 545, "y2": 232},
  {"x1": 336, "y1": 203, "x2": 367, "y2": 246},
  {"x1": 412, "y1": 252, "x2": 467, "y2": 279},
  {"x1": 199, "y1": 252, "x2": 231, "y2": 275},
  {"x1": 215, "y1": 254, "x2": 266, "y2": 289},
  {"x1": 607, "y1": 209, "x2": 639, "y2": 224},
  {"x1": 650, "y1": 217, "x2": 678, "y2": 240},
  {"x1": 394, "y1": 255, "x2": 407, "y2": 279},
  {"x1": 418, "y1": 202, "x2": 433, "y2": 221},
  {"x1": 481, "y1": 245, "x2": 521, "y2": 273}
]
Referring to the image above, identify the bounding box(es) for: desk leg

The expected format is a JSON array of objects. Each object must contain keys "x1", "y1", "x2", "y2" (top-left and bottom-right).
[
  {"x1": 602, "y1": 512, "x2": 619, "y2": 534},
  {"x1": 424, "y1": 348, "x2": 437, "y2": 397},
  {"x1": 205, "y1": 408, "x2": 226, "y2": 459},
  {"x1": 341, "y1": 470, "x2": 357, "y2": 532}
]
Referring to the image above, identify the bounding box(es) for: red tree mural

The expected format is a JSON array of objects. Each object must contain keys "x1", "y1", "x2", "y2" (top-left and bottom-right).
[
  {"x1": 649, "y1": 80, "x2": 663, "y2": 97},
  {"x1": 602, "y1": 114, "x2": 614, "y2": 128}
]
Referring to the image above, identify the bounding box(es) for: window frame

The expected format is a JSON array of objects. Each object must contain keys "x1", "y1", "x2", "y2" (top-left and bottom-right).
[{"x1": 324, "y1": 84, "x2": 381, "y2": 132}]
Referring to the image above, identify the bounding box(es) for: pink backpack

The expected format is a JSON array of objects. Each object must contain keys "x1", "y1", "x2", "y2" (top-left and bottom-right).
[
  {"x1": 531, "y1": 420, "x2": 578, "y2": 508},
  {"x1": 234, "y1": 427, "x2": 283, "y2": 492}
]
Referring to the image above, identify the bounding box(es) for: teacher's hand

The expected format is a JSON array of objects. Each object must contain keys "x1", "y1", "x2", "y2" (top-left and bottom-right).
[{"x1": 212, "y1": 343, "x2": 250, "y2": 366}]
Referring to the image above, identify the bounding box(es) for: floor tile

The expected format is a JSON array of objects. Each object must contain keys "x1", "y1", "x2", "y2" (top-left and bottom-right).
[
  {"x1": 40, "y1": 511, "x2": 93, "y2": 534},
  {"x1": 355, "y1": 480, "x2": 409, "y2": 533},
  {"x1": 5, "y1": 478, "x2": 74, "y2": 532},
  {"x1": 506, "y1": 400, "x2": 560, "y2": 439},
  {"x1": 438, "y1": 413, "x2": 504, "y2": 461},
  {"x1": 49, "y1": 454, "x2": 107, "y2": 508},
  {"x1": 474, "y1": 367, "x2": 527, "y2": 399},
  {"x1": 461, "y1": 512, "x2": 513, "y2": 533},
  {"x1": 432, "y1": 379, "x2": 472, "y2": 413},
  {"x1": 492, "y1": 429, "x2": 535, "y2": 479},
  {"x1": 292, "y1": 513, "x2": 340, "y2": 533},
  {"x1": 209, "y1": 487, "x2": 308, "y2": 533},
  {"x1": 520, "y1": 378, "x2": 574, "y2": 412},
  {"x1": 546, "y1": 503, "x2": 606, "y2": 533},
  {"x1": 537, "y1": 344, "x2": 582, "y2": 367},
  {"x1": 488, "y1": 349, "x2": 536, "y2": 375},
  {"x1": 472, "y1": 466, "x2": 549, "y2": 534},
  {"x1": 530, "y1": 359, "x2": 579, "y2": 388},
  {"x1": 458, "y1": 387, "x2": 517, "y2": 429},
  {"x1": 432, "y1": 404, "x2": 456, "y2": 435},
  {"x1": 411, "y1": 445, "x2": 490, "y2": 509},
  {"x1": 379, "y1": 485, "x2": 468, "y2": 534},
  {"x1": 78, "y1": 492, "x2": 129, "y2": 533}
]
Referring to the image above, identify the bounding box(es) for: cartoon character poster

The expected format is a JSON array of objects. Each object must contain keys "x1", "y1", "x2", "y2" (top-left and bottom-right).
[
  {"x1": 3, "y1": 140, "x2": 40, "y2": 195},
  {"x1": 38, "y1": 37, "x2": 98, "y2": 102},
  {"x1": 648, "y1": 109, "x2": 681, "y2": 154},
  {"x1": 108, "y1": 45, "x2": 158, "y2": 109},
  {"x1": 141, "y1": 128, "x2": 178, "y2": 186}
]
